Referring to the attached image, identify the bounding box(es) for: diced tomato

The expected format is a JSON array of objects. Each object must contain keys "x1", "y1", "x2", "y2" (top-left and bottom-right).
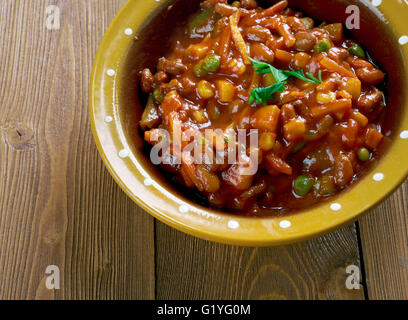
[{"x1": 365, "y1": 128, "x2": 383, "y2": 150}]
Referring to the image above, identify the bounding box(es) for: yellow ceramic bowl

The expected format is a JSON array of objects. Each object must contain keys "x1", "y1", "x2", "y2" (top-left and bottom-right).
[{"x1": 90, "y1": 0, "x2": 408, "y2": 246}]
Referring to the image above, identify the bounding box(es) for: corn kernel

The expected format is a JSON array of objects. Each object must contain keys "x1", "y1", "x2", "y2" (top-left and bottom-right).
[
  {"x1": 316, "y1": 92, "x2": 336, "y2": 104},
  {"x1": 197, "y1": 80, "x2": 215, "y2": 99},
  {"x1": 259, "y1": 132, "x2": 276, "y2": 151},
  {"x1": 228, "y1": 59, "x2": 247, "y2": 75},
  {"x1": 192, "y1": 109, "x2": 208, "y2": 123}
]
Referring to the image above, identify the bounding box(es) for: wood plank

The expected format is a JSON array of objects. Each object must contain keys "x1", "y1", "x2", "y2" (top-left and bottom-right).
[
  {"x1": 0, "y1": 0, "x2": 155, "y2": 299},
  {"x1": 358, "y1": 181, "x2": 408, "y2": 300},
  {"x1": 155, "y1": 221, "x2": 365, "y2": 300}
]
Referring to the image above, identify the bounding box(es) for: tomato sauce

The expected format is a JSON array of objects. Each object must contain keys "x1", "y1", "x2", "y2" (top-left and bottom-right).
[{"x1": 139, "y1": 0, "x2": 387, "y2": 215}]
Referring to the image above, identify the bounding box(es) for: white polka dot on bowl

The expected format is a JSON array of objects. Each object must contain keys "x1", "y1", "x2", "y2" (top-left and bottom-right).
[
  {"x1": 400, "y1": 131, "x2": 408, "y2": 139},
  {"x1": 104, "y1": 116, "x2": 113, "y2": 123},
  {"x1": 124, "y1": 28, "x2": 133, "y2": 36},
  {"x1": 179, "y1": 205, "x2": 189, "y2": 213},
  {"x1": 228, "y1": 220, "x2": 239, "y2": 229},
  {"x1": 330, "y1": 203, "x2": 342, "y2": 211},
  {"x1": 399, "y1": 35, "x2": 408, "y2": 45},
  {"x1": 106, "y1": 69, "x2": 115, "y2": 77},
  {"x1": 144, "y1": 178, "x2": 153, "y2": 186},
  {"x1": 280, "y1": 220, "x2": 291, "y2": 229},
  {"x1": 119, "y1": 149, "x2": 129, "y2": 158},
  {"x1": 372, "y1": 0, "x2": 382, "y2": 7},
  {"x1": 373, "y1": 173, "x2": 384, "y2": 182}
]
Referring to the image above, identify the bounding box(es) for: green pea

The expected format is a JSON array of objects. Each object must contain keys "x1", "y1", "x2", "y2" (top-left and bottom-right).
[
  {"x1": 231, "y1": 1, "x2": 241, "y2": 8},
  {"x1": 152, "y1": 88, "x2": 164, "y2": 104},
  {"x1": 193, "y1": 54, "x2": 221, "y2": 77},
  {"x1": 357, "y1": 147, "x2": 371, "y2": 162},
  {"x1": 294, "y1": 176, "x2": 313, "y2": 196},
  {"x1": 314, "y1": 39, "x2": 331, "y2": 52},
  {"x1": 202, "y1": 54, "x2": 221, "y2": 73},
  {"x1": 348, "y1": 45, "x2": 366, "y2": 58}
]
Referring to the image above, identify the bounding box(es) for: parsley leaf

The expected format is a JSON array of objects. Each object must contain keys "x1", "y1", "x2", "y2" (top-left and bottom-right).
[
  {"x1": 249, "y1": 58, "x2": 322, "y2": 85},
  {"x1": 249, "y1": 57, "x2": 290, "y2": 82},
  {"x1": 284, "y1": 69, "x2": 322, "y2": 85},
  {"x1": 249, "y1": 82, "x2": 286, "y2": 106}
]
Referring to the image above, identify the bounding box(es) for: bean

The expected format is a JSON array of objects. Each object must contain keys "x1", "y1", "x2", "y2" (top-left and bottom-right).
[
  {"x1": 141, "y1": 68, "x2": 154, "y2": 93},
  {"x1": 158, "y1": 58, "x2": 187, "y2": 75},
  {"x1": 294, "y1": 31, "x2": 317, "y2": 51},
  {"x1": 154, "y1": 71, "x2": 169, "y2": 84},
  {"x1": 250, "y1": 43, "x2": 275, "y2": 63},
  {"x1": 356, "y1": 67, "x2": 385, "y2": 85}
]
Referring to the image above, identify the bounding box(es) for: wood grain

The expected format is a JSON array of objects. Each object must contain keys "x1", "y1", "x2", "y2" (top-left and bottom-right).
[
  {"x1": 0, "y1": 0, "x2": 155, "y2": 299},
  {"x1": 358, "y1": 180, "x2": 408, "y2": 300},
  {"x1": 1, "y1": 0, "x2": 408, "y2": 301},
  {"x1": 155, "y1": 221, "x2": 365, "y2": 300}
]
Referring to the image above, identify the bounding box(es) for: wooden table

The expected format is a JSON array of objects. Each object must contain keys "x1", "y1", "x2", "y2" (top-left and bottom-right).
[{"x1": 1, "y1": 0, "x2": 407, "y2": 300}]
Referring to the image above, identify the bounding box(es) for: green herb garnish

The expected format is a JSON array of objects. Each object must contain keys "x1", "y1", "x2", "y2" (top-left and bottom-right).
[
  {"x1": 249, "y1": 82, "x2": 286, "y2": 106},
  {"x1": 249, "y1": 58, "x2": 322, "y2": 85}
]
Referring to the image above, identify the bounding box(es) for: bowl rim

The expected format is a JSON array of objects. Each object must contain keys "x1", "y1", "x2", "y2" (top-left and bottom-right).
[{"x1": 90, "y1": 0, "x2": 408, "y2": 246}]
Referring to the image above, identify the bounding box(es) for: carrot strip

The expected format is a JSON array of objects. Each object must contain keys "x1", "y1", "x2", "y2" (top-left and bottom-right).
[
  {"x1": 320, "y1": 57, "x2": 356, "y2": 78},
  {"x1": 214, "y1": 3, "x2": 238, "y2": 16},
  {"x1": 350, "y1": 110, "x2": 369, "y2": 127},
  {"x1": 248, "y1": 71, "x2": 260, "y2": 93},
  {"x1": 230, "y1": 10, "x2": 250, "y2": 64},
  {"x1": 240, "y1": 1, "x2": 288, "y2": 27},
  {"x1": 266, "y1": 153, "x2": 293, "y2": 175},
  {"x1": 311, "y1": 99, "x2": 352, "y2": 117},
  {"x1": 259, "y1": 0, "x2": 288, "y2": 18},
  {"x1": 218, "y1": 25, "x2": 231, "y2": 65}
]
